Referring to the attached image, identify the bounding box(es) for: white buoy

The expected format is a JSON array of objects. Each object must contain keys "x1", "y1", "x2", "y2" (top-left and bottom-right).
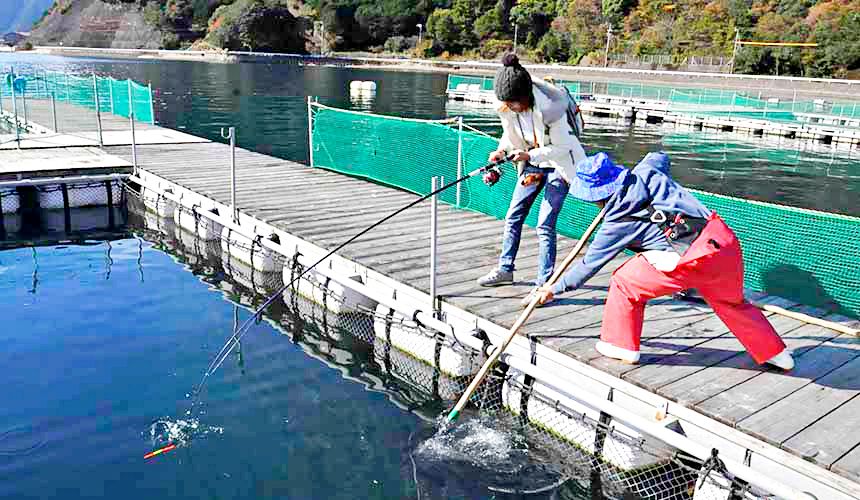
[
  {"x1": 142, "y1": 208, "x2": 175, "y2": 234},
  {"x1": 220, "y1": 226, "x2": 282, "y2": 273},
  {"x1": 350, "y1": 81, "x2": 377, "y2": 94},
  {"x1": 372, "y1": 304, "x2": 484, "y2": 377},
  {"x1": 173, "y1": 224, "x2": 220, "y2": 265},
  {"x1": 1, "y1": 189, "x2": 19, "y2": 214},
  {"x1": 173, "y1": 205, "x2": 223, "y2": 241},
  {"x1": 282, "y1": 263, "x2": 377, "y2": 315},
  {"x1": 142, "y1": 186, "x2": 177, "y2": 219},
  {"x1": 501, "y1": 366, "x2": 663, "y2": 472},
  {"x1": 373, "y1": 335, "x2": 462, "y2": 400},
  {"x1": 222, "y1": 252, "x2": 282, "y2": 293}
]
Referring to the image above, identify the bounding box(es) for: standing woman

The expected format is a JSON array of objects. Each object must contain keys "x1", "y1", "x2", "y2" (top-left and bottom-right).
[{"x1": 476, "y1": 54, "x2": 588, "y2": 305}]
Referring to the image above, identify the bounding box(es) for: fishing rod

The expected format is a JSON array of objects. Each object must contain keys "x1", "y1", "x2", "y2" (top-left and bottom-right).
[{"x1": 194, "y1": 154, "x2": 515, "y2": 395}]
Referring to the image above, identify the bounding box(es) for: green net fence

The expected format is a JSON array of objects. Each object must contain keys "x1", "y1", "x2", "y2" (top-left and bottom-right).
[
  {"x1": 448, "y1": 74, "x2": 581, "y2": 96},
  {"x1": 448, "y1": 74, "x2": 860, "y2": 123},
  {"x1": 311, "y1": 104, "x2": 860, "y2": 319},
  {"x1": 1, "y1": 70, "x2": 155, "y2": 124}
]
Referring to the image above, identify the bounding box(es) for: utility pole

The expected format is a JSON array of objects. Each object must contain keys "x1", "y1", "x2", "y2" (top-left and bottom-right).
[
  {"x1": 416, "y1": 23, "x2": 423, "y2": 47},
  {"x1": 730, "y1": 28, "x2": 740, "y2": 74},
  {"x1": 514, "y1": 24, "x2": 518, "y2": 53},
  {"x1": 604, "y1": 26, "x2": 613, "y2": 67}
]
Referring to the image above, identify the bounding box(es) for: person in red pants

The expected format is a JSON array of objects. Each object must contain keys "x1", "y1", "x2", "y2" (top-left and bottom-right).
[{"x1": 535, "y1": 152, "x2": 794, "y2": 370}]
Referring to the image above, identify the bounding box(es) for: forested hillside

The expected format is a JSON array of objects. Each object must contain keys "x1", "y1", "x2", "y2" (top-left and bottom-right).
[{"x1": 26, "y1": 0, "x2": 860, "y2": 78}]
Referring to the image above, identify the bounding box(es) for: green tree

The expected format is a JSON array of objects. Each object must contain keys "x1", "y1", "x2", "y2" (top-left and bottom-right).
[
  {"x1": 536, "y1": 30, "x2": 569, "y2": 61},
  {"x1": 426, "y1": 8, "x2": 460, "y2": 51},
  {"x1": 556, "y1": 0, "x2": 604, "y2": 57},
  {"x1": 474, "y1": 2, "x2": 505, "y2": 41},
  {"x1": 228, "y1": 5, "x2": 306, "y2": 52},
  {"x1": 804, "y1": 2, "x2": 860, "y2": 77},
  {"x1": 602, "y1": 0, "x2": 634, "y2": 26},
  {"x1": 510, "y1": 0, "x2": 557, "y2": 48}
]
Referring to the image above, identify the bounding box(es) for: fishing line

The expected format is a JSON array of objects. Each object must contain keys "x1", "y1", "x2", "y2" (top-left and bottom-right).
[{"x1": 194, "y1": 155, "x2": 513, "y2": 396}]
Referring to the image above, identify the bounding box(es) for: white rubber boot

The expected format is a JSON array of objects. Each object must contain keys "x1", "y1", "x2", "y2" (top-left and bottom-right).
[
  {"x1": 764, "y1": 348, "x2": 795, "y2": 371},
  {"x1": 596, "y1": 341, "x2": 641, "y2": 365}
]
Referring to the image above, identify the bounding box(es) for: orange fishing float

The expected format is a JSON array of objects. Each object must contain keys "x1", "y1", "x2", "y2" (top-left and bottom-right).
[{"x1": 144, "y1": 443, "x2": 176, "y2": 460}]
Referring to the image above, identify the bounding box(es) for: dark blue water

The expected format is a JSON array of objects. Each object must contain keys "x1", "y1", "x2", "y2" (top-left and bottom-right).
[
  {"x1": 0, "y1": 217, "x2": 597, "y2": 499},
  {"x1": 0, "y1": 233, "x2": 423, "y2": 499}
]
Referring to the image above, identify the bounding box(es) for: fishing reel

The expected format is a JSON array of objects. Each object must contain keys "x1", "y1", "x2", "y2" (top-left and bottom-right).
[
  {"x1": 483, "y1": 166, "x2": 503, "y2": 187},
  {"x1": 482, "y1": 153, "x2": 516, "y2": 187}
]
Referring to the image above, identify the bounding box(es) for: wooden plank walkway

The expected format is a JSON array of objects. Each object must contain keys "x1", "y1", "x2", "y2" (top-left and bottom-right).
[
  {"x1": 6, "y1": 98, "x2": 860, "y2": 489},
  {"x1": 1, "y1": 99, "x2": 208, "y2": 149},
  {"x1": 100, "y1": 139, "x2": 860, "y2": 482}
]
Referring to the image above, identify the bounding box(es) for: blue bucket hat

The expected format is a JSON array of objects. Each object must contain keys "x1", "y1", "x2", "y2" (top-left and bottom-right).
[{"x1": 569, "y1": 153, "x2": 629, "y2": 202}]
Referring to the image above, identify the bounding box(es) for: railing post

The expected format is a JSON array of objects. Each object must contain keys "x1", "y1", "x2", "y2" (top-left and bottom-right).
[
  {"x1": 231, "y1": 128, "x2": 236, "y2": 222},
  {"x1": 21, "y1": 89, "x2": 28, "y2": 126},
  {"x1": 148, "y1": 82, "x2": 155, "y2": 124},
  {"x1": 430, "y1": 176, "x2": 440, "y2": 316},
  {"x1": 11, "y1": 78, "x2": 20, "y2": 147},
  {"x1": 307, "y1": 96, "x2": 315, "y2": 168},
  {"x1": 456, "y1": 116, "x2": 463, "y2": 208},
  {"x1": 93, "y1": 73, "x2": 103, "y2": 147},
  {"x1": 128, "y1": 80, "x2": 137, "y2": 173},
  {"x1": 108, "y1": 77, "x2": 114, "y2": 114},
  {"x1": 221, "y1": 127, "x2": 237, "y2": 223},
  {"x1": 51, "y1": 92, "x2": 58, "y2": 133}
]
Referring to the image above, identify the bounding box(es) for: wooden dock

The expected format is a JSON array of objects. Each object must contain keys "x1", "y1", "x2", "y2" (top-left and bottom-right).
[
  {"x1": 6, "y1": 98, "x2": 860, "y2": 498},
  {"x1": 107, "y1": 140, "x2": 860, "y2": 479}
]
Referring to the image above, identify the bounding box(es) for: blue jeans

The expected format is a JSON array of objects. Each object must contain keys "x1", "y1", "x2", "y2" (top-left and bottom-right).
[{"x1": 498, "y1": 168, "x2": 568, "y2": 286}]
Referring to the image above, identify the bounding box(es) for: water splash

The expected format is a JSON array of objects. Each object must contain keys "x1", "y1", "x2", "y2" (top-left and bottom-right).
[
  {"x1": 409, "y1": 413, "x2": 568, "y2": 497},
  {"x1": 147, "y1": 418, "x2": 224, "y2": 448},
  {"x1": 416, "y1": 415, "x2": 527, "y2": 467}
]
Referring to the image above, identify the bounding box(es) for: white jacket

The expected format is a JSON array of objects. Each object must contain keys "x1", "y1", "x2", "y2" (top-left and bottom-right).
[{"x1": 495, "y1": 79, "x2": 587, "y2": 183}]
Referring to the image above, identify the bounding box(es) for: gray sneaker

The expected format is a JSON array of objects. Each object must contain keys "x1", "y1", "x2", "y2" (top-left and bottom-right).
[{"x1": 477, "y1": 268, "x2": 513, "y2": 287}]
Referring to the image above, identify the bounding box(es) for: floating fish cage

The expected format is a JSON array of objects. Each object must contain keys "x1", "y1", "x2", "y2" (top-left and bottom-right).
[
  {"x1": 1, "y1": 178, "x2": 126, "y2": 238},
  {"x1": 123, "y1": 173, "x2": 791, "y2": 500}
]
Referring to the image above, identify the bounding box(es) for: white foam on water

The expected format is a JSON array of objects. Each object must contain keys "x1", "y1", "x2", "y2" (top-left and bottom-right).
[
  {"x1": 416, "y1": 417, "x2": 526, "y2": 466},
  {"x1": 148, "y1": 418, "x2": 224, "y2": 448}
]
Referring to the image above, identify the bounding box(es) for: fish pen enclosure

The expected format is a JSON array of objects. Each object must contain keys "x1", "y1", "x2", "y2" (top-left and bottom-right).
[
  {"x1": 125, "y1": 169, "x2": 817, "y2": 500},
  {"x1": 309, "y1": 102, "x2": 860, "y2": 321}
]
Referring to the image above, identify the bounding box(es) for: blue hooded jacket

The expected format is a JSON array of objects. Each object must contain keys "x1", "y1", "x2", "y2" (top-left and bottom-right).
[{"x1": 550, "y1": 152, "x2": 712, "y2": 295}]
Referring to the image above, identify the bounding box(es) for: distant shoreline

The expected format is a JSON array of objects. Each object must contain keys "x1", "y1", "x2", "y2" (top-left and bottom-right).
[{"x1": 26, "y1": 46, "x2": 860, "y2": 101}]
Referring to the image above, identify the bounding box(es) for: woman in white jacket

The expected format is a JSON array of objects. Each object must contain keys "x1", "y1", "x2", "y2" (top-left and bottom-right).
[{"x1": 477, "y1": 54, "x2": 588, "y2": 305}]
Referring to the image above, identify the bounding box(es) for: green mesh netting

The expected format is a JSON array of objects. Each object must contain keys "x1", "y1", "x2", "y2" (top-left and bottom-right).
[
  {"x1": 1, "y1": 70, "x2": 154, "y2": 124},
  {"x1": 311, "y1": 104, "x2": 860, "y2": 318},
  {"x1": 447, "y1": 74, "x2": 581, "y2": 96}
]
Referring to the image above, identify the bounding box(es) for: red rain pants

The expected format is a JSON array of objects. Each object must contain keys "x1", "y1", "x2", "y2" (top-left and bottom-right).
[{"x1": 600, "y1": 213, "x2": 786, "y2": 364}]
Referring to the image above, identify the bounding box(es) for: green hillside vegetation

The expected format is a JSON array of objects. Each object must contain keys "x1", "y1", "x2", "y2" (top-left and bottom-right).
[{"x1": 31, "y1": 0, "x2": 860, "y2": 78}]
